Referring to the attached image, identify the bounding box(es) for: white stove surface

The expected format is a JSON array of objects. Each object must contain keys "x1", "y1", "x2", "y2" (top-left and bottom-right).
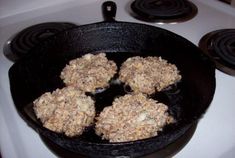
[{"x1": 0, "y1": 0, "x2": 235, "y2": 157}]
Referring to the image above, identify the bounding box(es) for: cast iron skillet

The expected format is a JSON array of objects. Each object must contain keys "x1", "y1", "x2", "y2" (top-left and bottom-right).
[{"x1": 8, "y1": 1, "x2": 216, "y2": 158}]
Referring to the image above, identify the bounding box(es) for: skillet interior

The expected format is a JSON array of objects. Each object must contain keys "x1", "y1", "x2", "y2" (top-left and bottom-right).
[{"x1": 9, "y1": 22, "x2": 215, "y2": 157}]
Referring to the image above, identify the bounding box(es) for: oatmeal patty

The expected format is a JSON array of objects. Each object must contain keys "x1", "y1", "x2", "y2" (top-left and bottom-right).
[
  {"x1": 60, "y1": 53, "x2": 117, "y2": 92},
  {"x1": 95, "y1": 93, "x2": 174, "y2": 142},
  {"x1": 33, "y1": 86, "x2": 95, "y2": 137},
  {"x1": 119, "y1": 56, "x2": 181, "y2": 94}
]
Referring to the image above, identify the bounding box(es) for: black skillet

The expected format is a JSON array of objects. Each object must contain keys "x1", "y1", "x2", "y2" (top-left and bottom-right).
[{"x1": 8, "y1": 1, "x2": 216, "y2": 158}]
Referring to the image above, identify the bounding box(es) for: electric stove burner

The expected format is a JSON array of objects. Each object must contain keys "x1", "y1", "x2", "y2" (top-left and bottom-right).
[
  {"x1": 40, "y1": 123, "x2": 197, "y2": 158},
  {"x1": 131, "y1": 0, "x2": 198, "y2": 23},
  {"x1": 199, "y1": 29, "x2": 235, "y2": 76},
  {"x1": 3, "y1": 22, "x2": 77, "y2": 62}
]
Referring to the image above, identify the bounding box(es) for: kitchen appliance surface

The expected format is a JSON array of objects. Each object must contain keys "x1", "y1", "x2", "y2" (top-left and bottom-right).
[{"x1": 0, "y1": 0, "x2": 235, "y2": 158}]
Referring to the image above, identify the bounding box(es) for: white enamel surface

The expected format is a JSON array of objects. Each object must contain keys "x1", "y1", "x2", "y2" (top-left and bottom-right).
[{"x1": 0, "y1": 0, "x2": 235, "y2": 158}]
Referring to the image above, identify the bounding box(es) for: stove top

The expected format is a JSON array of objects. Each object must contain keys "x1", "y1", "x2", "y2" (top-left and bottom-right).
[
  {"x1": 0, "y1": 0, "x2": 235, "y2": 158},
  {"x1": 131, "y1": 0, "x2": 198, "y2": 23},
  {"x1": 199, "y1": 29, "x2": 235, "y2": 76}
]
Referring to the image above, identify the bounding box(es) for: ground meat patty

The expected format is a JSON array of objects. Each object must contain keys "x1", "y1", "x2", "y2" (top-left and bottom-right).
[
  {"x1": 33, "y1": 86, "x2": 95, "y2": 137},
  {"x1": 60, "y1": 53, "x2": 117, "y2": 92},
  {"x1": 95, "y1": 93, "x2": 174, "y2": 142},
  {"x1": 119, "y1": 56, "x2": 181, "y2": 94}
]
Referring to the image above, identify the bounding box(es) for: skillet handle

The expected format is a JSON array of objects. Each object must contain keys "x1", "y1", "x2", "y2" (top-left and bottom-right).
[{"x1": 102, "y1": 1, "x2": 117, "y2": 22}]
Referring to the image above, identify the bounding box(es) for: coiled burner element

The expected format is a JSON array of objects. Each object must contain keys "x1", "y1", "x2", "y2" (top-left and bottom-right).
[
  {"x1": 199, "y1": 29, "x2": 235, "y2": 76},
  {"x1": 4, "y1": 22, "x2": 77, "y2": 62},
  {"x1": 131, "y1": 0, "x2": 197, "y2": 23}
]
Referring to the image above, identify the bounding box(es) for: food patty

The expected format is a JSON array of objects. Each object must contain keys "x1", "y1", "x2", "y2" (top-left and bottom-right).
[
  {"x1": 119, "y1": 56, "x2": 181, "y2": 94},
  {"x1": 60, "y1": 53, "x2": 117, "y2": 92},
  {"x1": 33, "y1": 86, "x2": 95, "y2": 137},
  {"x1": 95, "y1": 93, "x2": 174, "y2": 142}
]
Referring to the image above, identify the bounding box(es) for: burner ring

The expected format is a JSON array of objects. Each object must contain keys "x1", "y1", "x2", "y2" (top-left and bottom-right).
[
  {"x1": 4, "y1": 22, "x2": 77, "y2": 62},
  {"x1": 131, "y1": 0, "x2": 198, "y2": 23},
  {"x1": 213, "y1": 31, "x2": 235, "y2": 65},
  {"x1": 199, "y1": 29, "x2": 235, "y2": 76}
]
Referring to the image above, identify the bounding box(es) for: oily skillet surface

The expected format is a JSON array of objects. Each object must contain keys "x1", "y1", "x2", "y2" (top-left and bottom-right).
[{"x1": 8, "y1": 1, "x2": 216, "y2": 158}]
